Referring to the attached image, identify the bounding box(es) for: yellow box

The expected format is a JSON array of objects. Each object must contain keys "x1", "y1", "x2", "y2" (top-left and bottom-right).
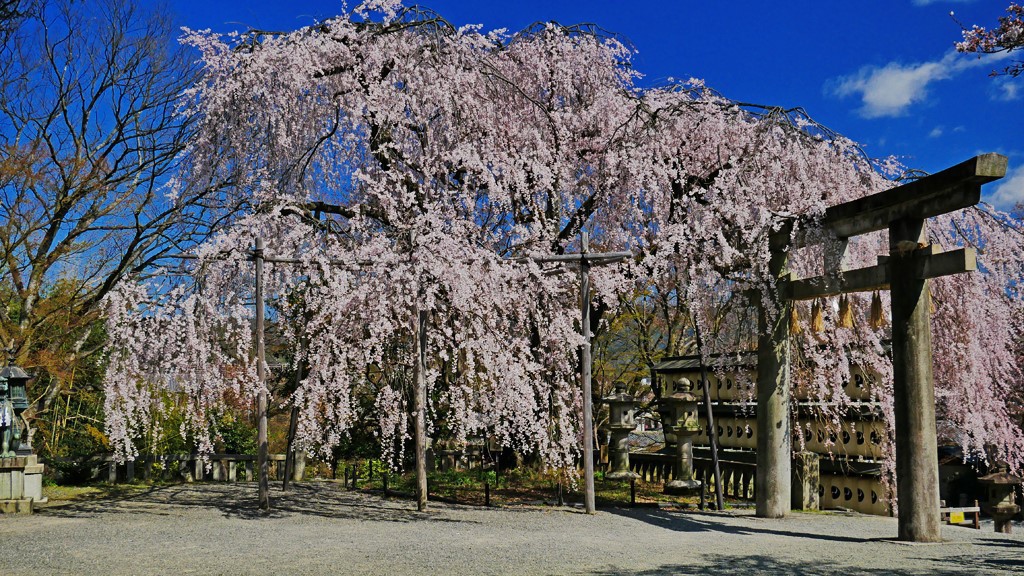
[{"x1": 949, "y1": 511, "x2": 965, "y2": 524}]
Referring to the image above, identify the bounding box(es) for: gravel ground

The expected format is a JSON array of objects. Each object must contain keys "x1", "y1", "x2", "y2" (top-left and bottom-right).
[{"x1": 1, "y1": 481, "x2": 1022, "y2": 575}]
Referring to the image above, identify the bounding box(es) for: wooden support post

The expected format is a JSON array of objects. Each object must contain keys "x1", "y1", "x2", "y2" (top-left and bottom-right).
[
  {"x1": 889, "y1": 218, "x2": 941, "y2": 543},
  {"x1": 696, "y1": 323, "x2": 725, "y2": 513},
  {"x1": 254, "y1": 237, "x2": 270, "y2": 513},
  {"x1": 414, "y1": 308, "x2": 429, "y2": 512},
  {"x1": 529, "y1": 231, "x2": 629, "y2": 516},
  {"x1": 283, "y1": 348, "x2": 304, "y2": 492},
  {"x1": 756, "y1": 243, "x2": 791, "y2": 519},
  {"x1": 283, "y1": 404, "x2": 299, "y2": 492},
  {"x1": 580, "y1": 231, "x2": 596, "y2": 515}
]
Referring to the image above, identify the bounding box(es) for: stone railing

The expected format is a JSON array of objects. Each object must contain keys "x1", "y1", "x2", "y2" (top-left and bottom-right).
[{"x1": 628, "y1": 450, "x2": 758, "y2": 501}]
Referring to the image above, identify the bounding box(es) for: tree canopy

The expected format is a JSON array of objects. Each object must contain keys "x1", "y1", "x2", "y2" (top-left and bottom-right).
[{"x1": 103, "y1": 1, "x2": 1024, "y2": 480}]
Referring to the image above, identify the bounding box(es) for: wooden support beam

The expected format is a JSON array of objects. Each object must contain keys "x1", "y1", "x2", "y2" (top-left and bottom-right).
[
  {"x1": 254, "y1": 238, "x2": 270, "y2": 513},
  {"x1": 414, "y1": 308, "x2": 428, "y2": 512},
  {"x1": 787, "y1": 247, "x2": 976, "y2": 301},
  {"x1": 580, "y1": 232, "x2": 596, "y2": 515},
  {"x1": 913, "y1": 247, "x2": 977, "y2": 280},
  {"x1": 528, "y1": 252, "x2": 631, "y2": 264}
]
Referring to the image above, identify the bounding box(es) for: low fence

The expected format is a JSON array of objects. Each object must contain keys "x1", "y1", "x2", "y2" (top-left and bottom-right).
[{"x1": 45, "y1": 454, "x2": 289, "y2": 484}]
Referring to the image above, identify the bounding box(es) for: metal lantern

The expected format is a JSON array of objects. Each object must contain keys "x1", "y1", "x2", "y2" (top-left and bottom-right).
[
  {"x1": 0, "y1": 356, "x2": 32, "y2": 455},
  {"x1": 0, "y1": 363, "x2": 30, "y2": 412}
]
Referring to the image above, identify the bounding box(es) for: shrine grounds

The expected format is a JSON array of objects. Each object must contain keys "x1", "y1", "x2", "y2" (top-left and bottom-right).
[{"x1": 0, "y1": 482, "x2": 1021, "y2": 575}]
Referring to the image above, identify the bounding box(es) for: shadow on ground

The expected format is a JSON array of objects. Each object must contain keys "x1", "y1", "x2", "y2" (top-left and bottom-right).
[
  {"x1": 37, "y1": 481, "x2": 485, "y2": 523},
  {"x1": 599, "y1": 507, "x2": 1023, "y2": 575},
  {"x1": 604, "y1": 506, "x2": 878, "y2": 544},
  {"x1": 589, "y1": 555, "x2": 970, "y2": 576}
]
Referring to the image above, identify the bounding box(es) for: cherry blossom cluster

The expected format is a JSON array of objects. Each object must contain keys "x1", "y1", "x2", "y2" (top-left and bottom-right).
[{"x1": 956, "y1": 3, "x2": 1024, "y2": 76}]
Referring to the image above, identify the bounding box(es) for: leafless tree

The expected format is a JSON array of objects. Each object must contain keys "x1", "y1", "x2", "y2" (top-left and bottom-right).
[{"x1": 0, "y1": 0, "x2": 236, "y2": 416}]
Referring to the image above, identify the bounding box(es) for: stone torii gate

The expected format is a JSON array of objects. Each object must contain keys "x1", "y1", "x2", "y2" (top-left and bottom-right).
[{"x1": 756, "y1": 153, "x2": 1007, "y2": 542}]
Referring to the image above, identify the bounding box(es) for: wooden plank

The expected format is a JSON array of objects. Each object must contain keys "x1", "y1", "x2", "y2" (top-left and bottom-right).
[
  {"x1": 823, "y1": 153, "x2": 1005, "y2": 239},
  {"x1": 939, "y1": 507, "x2": 981, "y2": 513}
]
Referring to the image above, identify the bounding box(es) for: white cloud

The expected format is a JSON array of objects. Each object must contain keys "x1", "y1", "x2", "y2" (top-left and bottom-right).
[
  {"x1": 993, "y1": 79, "x2": 1020, "y2": 102},
  {"x1": 827, "y1": 51, "x2": 1009, "y2": 118},
  {"x1": 987, "y1": 165, "x2": 1024, "y2": 211},
  {"x1": 929, "y1": 126, "x2": 944, "y2": 138}
]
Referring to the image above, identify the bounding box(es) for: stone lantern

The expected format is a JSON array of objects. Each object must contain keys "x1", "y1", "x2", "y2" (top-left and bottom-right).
[
  {"x1": 978, "y1": 462, "x2": 1023, "y2": 534},
  {"x1": 602, "y1": 382, "x2": 638, "y2": 480},
  {"x1": 660, "y1": 376, "x2": 701, "y2": 495}
]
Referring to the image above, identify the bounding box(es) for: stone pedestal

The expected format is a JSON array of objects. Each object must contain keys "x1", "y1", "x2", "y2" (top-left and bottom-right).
[
  {"x1": 292, "y1": 451, "x2": 306, "y2": 482},
  {"x1": 438, "y1": 449, "x2": 461, "y2": 472},
  {"x1": 791, "y1": 451, "x2": 820, "y2": 511},
  {"x1": 606, "y1": 424, "x2": 639, "y2": 481},
  {"x1": 664, "y1": 427, "x2": 701, "y2": 495},
  {"x1": 660, "y1": 381, "x2": 702, "y2": 496},
  {"x1": 992, "y1": 503, "x2": 1019, "y2": 534},
  {"x1": 0, "y1": 455, "x2": 45, "y2": 514},
  {"x1": 603, "y1": 382, "x2": 639, "y2": 481}
]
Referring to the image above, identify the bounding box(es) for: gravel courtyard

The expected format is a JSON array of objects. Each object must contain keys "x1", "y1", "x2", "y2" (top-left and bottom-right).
[{"x1": 1, "y1": 481, "x2": 1022, "y2": 575}]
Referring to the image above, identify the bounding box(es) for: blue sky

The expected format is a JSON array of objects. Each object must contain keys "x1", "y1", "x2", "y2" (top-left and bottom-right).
[{"x1": 156, "y1": 0, "x2": 1024, "y2": 209}]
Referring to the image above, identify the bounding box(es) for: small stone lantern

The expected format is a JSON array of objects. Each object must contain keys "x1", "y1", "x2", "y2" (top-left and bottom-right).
[
  {"x1": 660, "y1": 376, "x2": 701, "y2": 495},
  {"x1": 602, "y1": 382, "x2": 638, "y2": 480},
  {"x1": 978, "y1": 462, "x2": 1023, "y2": 534}
]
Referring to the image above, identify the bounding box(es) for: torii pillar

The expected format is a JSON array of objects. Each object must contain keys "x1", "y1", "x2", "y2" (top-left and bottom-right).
[
  {"x1": 756, "y1": 239, "x2": 792, "y2": 519},
  {"x1": 889, "y1": 217, "x2": 941, "y2": 542}
]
